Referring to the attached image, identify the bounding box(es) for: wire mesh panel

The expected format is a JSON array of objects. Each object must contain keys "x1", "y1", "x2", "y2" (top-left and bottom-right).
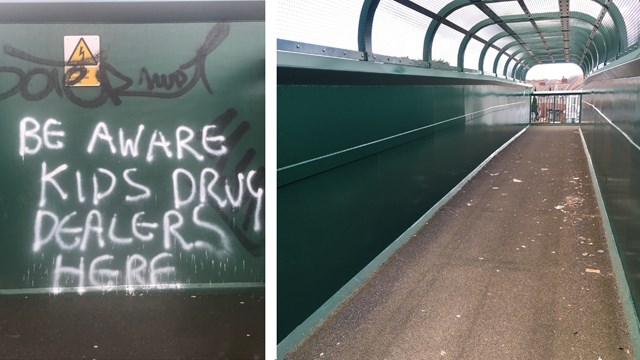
[
  {"x1": 526, "y1": 0, "x2": 559, "y2": 14},
  {"x1": 476, "y1": 24, "x2": 506, "y2": 42},
  {"x1": 613, "y1": 0, "x2": 640, "y2": 47},
  {"x1": 494, "y1": 35, "x2": 517, "y2": 49},
  {"x1": 496, "y1": 53, "x2": 510, "y2": 76},
  {"x1": 465, "y1": 38, "x2": 486, "y2": 70},
  {"x1": 601, "y1": 12, "x2": 620, "y2": 51},
  {"x1": 486, "y1": 1, "x2": 525, "y2": 16},
  {"x1": 372, "y1": 0, "x2": 432, "y2": 60},
  {"x1": 509, "y1": 21, "x2": 539, "y2": 38},
  {"x1": 432, "y1": 24, "x2": 466, "y2": 67},
  {"x1": 447, "y1": 5, "x2": 489, "y2": 31},
  {"x1": 513, "y1": 51, "x2": 524, "y2": 61},
  {"x1": 570, "y1": 0, "x2": 604, "y2": 18},
  {"x1": 568, "y1": 17, "x2": 596, "y2": 34},
  {"x1": 506, "y1": 59, "x2": 516, "y2": 78},
  {"x1": 536, "y1": 19, "x2": 563, "y2": 34},
  {"x1": 412, "y1": 0, "x2": 452, "y2": 15},
  {"x1": 277, "y1": 0, "x2": 364, "y2": 50},
  {"x1": 483, "y1": 47, "x2": 500, "y2": 74}
]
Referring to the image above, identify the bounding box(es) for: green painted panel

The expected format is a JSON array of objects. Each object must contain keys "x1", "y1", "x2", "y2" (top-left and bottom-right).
[
  {"x1": 582, "y1": 71, "x2": 640, "y2": 326},
  {"x1": 0, "y1": 22, "x2": 265, "y2": 293},
  {"x1": 278, "y1": 68, "x2": 528, "y2": 341}
]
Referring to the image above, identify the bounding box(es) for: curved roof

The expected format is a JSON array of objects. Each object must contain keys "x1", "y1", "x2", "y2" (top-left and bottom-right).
[{"x1": 277, "y1": 0, "x2": 640, "y2": 80}]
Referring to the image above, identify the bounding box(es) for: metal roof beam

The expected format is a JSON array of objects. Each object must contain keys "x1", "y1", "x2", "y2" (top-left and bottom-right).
[
  {"x1": 471, "y1": 12, "x2": 609, "y2": 74},
  {"x1": 496, "y1": 35, "x2": 594, "y2": 77},
  {"x1": 360, "y1": 0, "x2": 627, "y2": 76},
  {"x1": 470, "y1": 0, "x2": 541, "y2": 67},
  {"x1": 559, "y1": 0, "x2": 570, "y2": 62},
  {"x1": 517, "y1": 0, "x2": 554, "y2": 62},
  {"x1": 580, "y1": 0, "x2": 611, "y2": 69},
  {"x1": 391, "y1": 0, "x2": 503, "y2": 67}
]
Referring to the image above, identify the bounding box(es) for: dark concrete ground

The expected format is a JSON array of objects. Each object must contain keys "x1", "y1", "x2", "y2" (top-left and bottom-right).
[
  {"x1": 286, "y1": 126, "x2": 634, "y2": 360},
  {"x1": 0, "y1": 290, "x2": 264, "y2": 359}
]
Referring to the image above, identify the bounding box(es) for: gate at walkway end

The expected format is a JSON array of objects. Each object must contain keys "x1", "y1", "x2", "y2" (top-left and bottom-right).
[{"x1": 530, "y1": 91, "x2": 585, "y2": 125}]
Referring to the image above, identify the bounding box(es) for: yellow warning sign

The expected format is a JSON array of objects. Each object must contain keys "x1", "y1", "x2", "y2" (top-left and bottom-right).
[
  {"x1": 64, "y1": 66, "x2": 99, "y2": 86},
  {"x1": 67, "y1": 38, "x2": 98, "y2": 66},
  {"x1": 64, "y1": 35, "x2": 100, "y2": 87}
]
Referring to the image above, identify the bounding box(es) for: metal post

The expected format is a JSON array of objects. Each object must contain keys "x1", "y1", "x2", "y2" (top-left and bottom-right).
[
  {"x1": 579, "y1": 94, "x2": 583, "y2": 124},
  {"x1": 529, "y1": 94, "x2": 532, "y2": 124},
  {"x1": 553, "y1": 95, "x2": 557, "y2": 124}
]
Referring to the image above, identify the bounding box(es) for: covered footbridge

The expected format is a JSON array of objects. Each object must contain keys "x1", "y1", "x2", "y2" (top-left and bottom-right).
[{"x1": 277, "y1": 1, "x2": 640, "y2": 358}]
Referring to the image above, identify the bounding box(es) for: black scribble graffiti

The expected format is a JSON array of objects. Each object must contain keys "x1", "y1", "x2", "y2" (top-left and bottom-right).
[
  {"x1": 0, "y1": 23, "x2": 230, "y2": 107},
  {"x1": 197, "y1": 109, "x2": 265, "y2": 257},
  {"x1": 138, "y1": 68, "x2": 188, "y2": 91}
]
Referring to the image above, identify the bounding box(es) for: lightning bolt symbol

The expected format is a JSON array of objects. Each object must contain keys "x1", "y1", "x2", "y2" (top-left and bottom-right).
[{"x1": 79, "y1": 47, "x2": 85, "y2": 60}]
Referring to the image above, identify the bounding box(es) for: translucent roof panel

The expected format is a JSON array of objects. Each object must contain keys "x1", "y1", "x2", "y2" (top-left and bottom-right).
[
  {"x1": 496, "y1": 53, "x2": 510, "y2": 76},
  {"x1": 569, "y1": 17, "x2": 598, "y2": 31},
  {"x1": 494, "y1": 35, "x2": 517, "y2": 49},
  {"x1": 602, "y1": 11, "x2": 616, "y2": 29},
  {"x1": 483, "y1": 47, "x2": 500, "y2": 74},
  {"x1": 509, "y1": 21, "x2": 538, "y2": 37},
  {"x1": 504, "y1": 47, "x2": 526, "y2": 62},
  {"x1": 506, "y1": 60, "x2": 516, "y2": 78},
  {"x1": 600, "y1": 12, "x2": 619, "y2": 50},
  {"x1": 570, "y1": 0, "x2": 604, "y2": 18},
  {"x1": 476, "y1": 24, "x2": 505, "y2": 42},
  {"x1": 432, "y1": 24, "x2": 465, "y2": 66},
  {"x1": 447, "y1": 5, "x2": 489, "y2": 31},
  {"x1": 465, "y1": 38, "x2": 485, "y2": 70},
  {"x1": 371, "y1": 0, "x2": 432, "y2": 60},
  {"x1": 535, "y1": 19, "x2": 562, "y2": 32},
  {"x1": 411, "y1": 0, "x2": 451, "y2": 15},
  {"x1": 491, "y1": 54, "x2": 509, "y2": 76},
  {"x1": 526, "y1": 0, "x2": 559, "y2": 14},
  {"x1": 275, "y1": 0, "x2": 639, "y2": 78},
  {"x1": 486, "y1": 2, "x2": 525, "y2": 17},
  {"x1": 614, "y1": 0, "x2": 640, "y2": 46},
  {"x1": 277, "y1": 0, "x2": 364, "y2": 50}
]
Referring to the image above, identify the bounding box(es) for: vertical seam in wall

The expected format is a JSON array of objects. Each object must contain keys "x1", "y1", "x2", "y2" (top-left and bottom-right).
[
  {"x1": 578, "y1": 127, "x2": 640, "y2": 356},
  {"x1": 277, "y1": 125, "x2": 530, "y2": 359}
]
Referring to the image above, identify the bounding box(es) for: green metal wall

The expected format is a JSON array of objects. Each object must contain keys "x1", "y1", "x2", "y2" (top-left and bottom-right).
[
  {"x1": 0, "y1": 22, "x2": 264, "y2": 293},
  {"x1": 0, "y1": 2, "x2": 265, "y2": 357},
  {"x1": 581, "y1": 54, "x2": 640, "y2": 327},
  {"x1": 278, "y1": 53, "x2": 529, "y2": 341}
]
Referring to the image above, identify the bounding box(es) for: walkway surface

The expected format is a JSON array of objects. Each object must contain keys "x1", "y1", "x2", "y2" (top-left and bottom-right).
[
  {"x1": 287, "y1": 126, "x2": 634, "y2": 360},
  {"x1": 0, "y1": 290, "x2": 264, "y2": 359}
]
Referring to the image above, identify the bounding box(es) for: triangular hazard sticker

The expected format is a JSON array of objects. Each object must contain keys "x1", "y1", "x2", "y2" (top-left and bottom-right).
[{"x1": 67, "y1": 37, "x2": 98, "y2": 65}]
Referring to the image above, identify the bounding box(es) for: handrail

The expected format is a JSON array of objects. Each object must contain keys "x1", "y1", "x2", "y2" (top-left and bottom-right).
[
  {"x1": 533, "y1": 90, "x2": 591, "y2": 96},
  {"x1": 530, "y1": 91, "x2": 584, "y2": 125}
]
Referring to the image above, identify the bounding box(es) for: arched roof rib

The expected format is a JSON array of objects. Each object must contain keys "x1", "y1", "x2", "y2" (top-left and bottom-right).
[
  {"x1": 499, "y1": 35, "x2": 598, "y2": 77},
  {"x1": 278, "y1": 0, "x2": 640, "y2": 80},
  {"x1": 476, "y1": 21, "x2": 606, "y2": 76},
  {"x1": 357, "y1": 0, "x2": 380, "y2": 61},
  {"x1": 423, "y1": 0, "x2": 627, "y2": 69},
  {"x1": 464, "y1": 12, "x2": 609, "y2": 73}
]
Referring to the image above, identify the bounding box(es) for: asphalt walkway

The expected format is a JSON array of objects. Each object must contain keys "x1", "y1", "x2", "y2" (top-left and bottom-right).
[{"x1": 286, "y1": 126, "x2": 634, "y2": 360}]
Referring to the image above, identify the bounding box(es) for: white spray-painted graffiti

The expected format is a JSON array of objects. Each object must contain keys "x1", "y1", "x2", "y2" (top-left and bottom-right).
[{"x1": 19, "y1": 114, "x2": 264, "y2": 293}]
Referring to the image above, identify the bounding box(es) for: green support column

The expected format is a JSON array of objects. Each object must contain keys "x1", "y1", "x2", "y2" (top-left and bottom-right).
[{"x1": 357, "y1": 0, "x2": 380, "y2": 61}]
